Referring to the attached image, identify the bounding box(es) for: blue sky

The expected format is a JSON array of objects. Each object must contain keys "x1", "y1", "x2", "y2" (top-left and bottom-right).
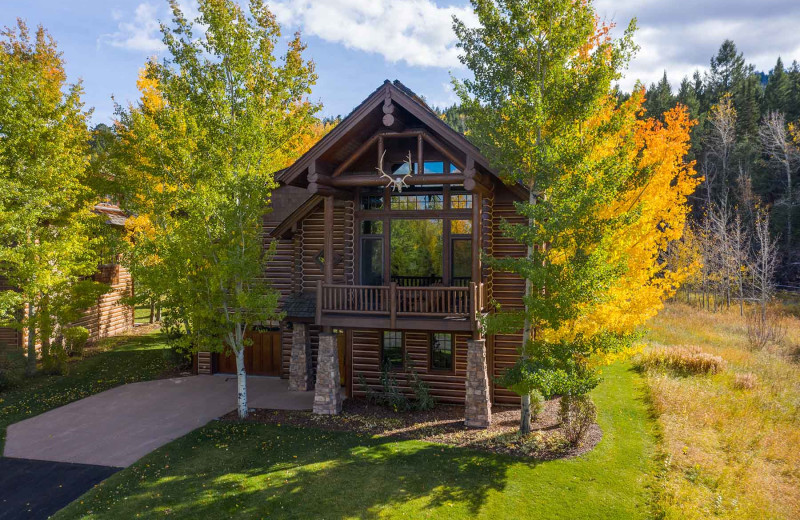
[{"x1": 3, "y1": 1, "x2": 799, "y2": 125}]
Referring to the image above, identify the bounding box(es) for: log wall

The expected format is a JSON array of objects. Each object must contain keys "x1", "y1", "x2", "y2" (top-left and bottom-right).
[
  {"x1": 71, "y1": 264, "x2": 135, "y2": 343},
  {"x1": 0, "y1": 275, "x2": 22, "y2": 357},
  {"x1": 488, "y1": 192, "x2": 527, "y2": 405}
]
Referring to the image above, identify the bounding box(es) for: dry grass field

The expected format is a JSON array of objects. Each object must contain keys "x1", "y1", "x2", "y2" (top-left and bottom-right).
[{"x1": 643, "y1": 303, "x2": 800, "y2": 519}]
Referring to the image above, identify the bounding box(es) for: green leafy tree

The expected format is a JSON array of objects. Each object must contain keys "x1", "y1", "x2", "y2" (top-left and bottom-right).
[
  {"x1": 0, "y1": 20, "x2": 106, "y2": 375},
  {"x1": 112, "y1": 0, "x2": 318, "y2": 418},
  {"x1": 455, "y1": 0, "x2": 698, "y2": 434}
]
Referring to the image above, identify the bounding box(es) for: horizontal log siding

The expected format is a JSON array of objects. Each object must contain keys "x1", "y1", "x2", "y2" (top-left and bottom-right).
[
  {"x1": 300, "y1": 203, "x2": 348, "y2": 292},
  {"x1": 262, "y1": 220, "x2": 294, "y2": 308},
  {"x1": 489, "y1": 199, "x2": 527, "y2": 405},
  {"x1": 0, "y1": 275, "x2": 21, "y2": 356},
  {"x1": 71, "y1": 264, "x2": 134, "y2": 343},
  {"x1": 351, "y1": 329, "x2": 471, "y2": 404}
]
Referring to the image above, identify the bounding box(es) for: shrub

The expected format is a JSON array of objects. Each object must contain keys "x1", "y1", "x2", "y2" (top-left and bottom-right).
[
  {"x1": 406, "y1": 355, "x2": 435, "y2": 411},
  {"x1": 636, "y1": 345, "x2": 726, "y2": 375},
  {"x1": 733, "y1": 372, "x2": 758, "y2": 390},
  {"x1": 0, "y1": 351, "x2": 25, "y2": 391},
  {"x1": 746, "y1": 306, "x2": 787, "y2": 351},
  {"x1": 361, "y1": 360, "x2": 410, "y2": 412},
  {"x1": 530, "y1": 389, "x2": 545, "y2": 422},
  {"x1": 559, "y1": 394, "x2": 597, "y2": 446},
  {"x1": 63, "y1": 326, "x2": 90, "y2": 357},
  {"x1": 41, "y1": 341, "x2": 68, "y2": 375}
]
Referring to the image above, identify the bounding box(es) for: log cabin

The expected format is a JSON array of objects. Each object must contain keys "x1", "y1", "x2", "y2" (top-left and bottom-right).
[
  {"x1": 199, "y1": 80, "x2": 527, "y2": 426},
  {"x1": 0, "y1": 203, "x2": 134, "y2": 358}
]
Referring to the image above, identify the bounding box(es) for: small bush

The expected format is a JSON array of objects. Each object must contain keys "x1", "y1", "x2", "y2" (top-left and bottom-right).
[
  {"x1": 41, "y1": 342, "x2": 68, "y2": 375},
  {"x1": 63, "y1": 326, "x2": 90, "y2": 357},
  {"x1": 559, "y1": 394, "x2": 597, "y2": 446},
  {"x1": 530, "y1": 389, "x2": 545, "y2": 422},
  {"x1": 733, "y1": 372, "x2": 758, "y2": 390},
  {"x1": 746, "y1": 306, "x2": 787, "y2": 350},
  {"x1": 636, "y1": 345, "x2": 726, "y2": 375},
  {"x1": 361, "y1": 360, "x2": 410, "y2": 412},
  {"x1": 0, "y1": 352, "x2": 25, "y2": 391}
]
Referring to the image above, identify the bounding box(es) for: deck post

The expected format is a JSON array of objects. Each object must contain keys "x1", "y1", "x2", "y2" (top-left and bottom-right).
[
  {"x1": 390, "y1": 282, "x2": 397, "y2": 329},
  {"x1": 313, "y1": 332, "x2": 343, "y2": 415},
  {"x1": 289, "y1": 322, "x2": 313, "y2": 391},
  {"x1": 315, "y1": 280, "x2": 323, "y2": 326},
  {"x1": 465, "y1": 338, "x2": 491, "y2": 428}
]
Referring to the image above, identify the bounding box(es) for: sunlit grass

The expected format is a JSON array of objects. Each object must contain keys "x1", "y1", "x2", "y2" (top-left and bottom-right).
[
  {"x1": 644, "y1": 303, "x2": 800, "y2": 519},
  {"x1": 55, "y1": 363, "x2": 658, "y2": 519},
  {"x1": 0, "y1": 331, "x2": 175, "y2": 451}
]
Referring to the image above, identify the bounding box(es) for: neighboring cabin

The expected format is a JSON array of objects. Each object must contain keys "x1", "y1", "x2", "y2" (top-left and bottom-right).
[
  {"x1": 0, "y1": 203, "x2": 134, "y2": 358},
  {"x1": 199, "y1": 80, "x2": 527, "y2": 423}
]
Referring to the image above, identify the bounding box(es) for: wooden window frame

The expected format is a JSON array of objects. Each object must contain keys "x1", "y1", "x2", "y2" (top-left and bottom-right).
[
  {"x1": 429, "y1": 332, "x2": 455, "y2": 373},
  {"x1": 380, "y1": 330, "x2": 405, "y2": 372}
]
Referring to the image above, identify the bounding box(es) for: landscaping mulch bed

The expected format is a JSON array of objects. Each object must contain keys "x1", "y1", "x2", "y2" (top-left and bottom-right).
[{"x1": 224, "y1": 397, "x2": 602, "y2": 460}]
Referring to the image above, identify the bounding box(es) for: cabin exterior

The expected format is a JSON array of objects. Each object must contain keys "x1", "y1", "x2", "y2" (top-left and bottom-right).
[
  {"x1": 199, "y1": 80, "x2": 527, "y2": 426},
  {"x1": 0, "y1": 203, "x2": 134, "y2": 358}
]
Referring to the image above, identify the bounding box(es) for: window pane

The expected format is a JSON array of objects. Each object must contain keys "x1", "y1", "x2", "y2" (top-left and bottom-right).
[
  {"x1": 450, "y1": 193, "x2": 473, "y2": 209},
  {"x1": 424, "y1": 161, "x2": 444, "y2": 174},
  {"x1": 361, "y1": 220, "x2": 383, "y2": 235},
  {"x1": 391, "y1": 219, "x2": 443, "y2": 286},
  {"x1": 391, "y1": 162, "x2": 417, "y2": 175},
  {"x1": 390, "y1": 194, "x2": 443, "y2": 210},
  {"x1": 431, "y1": 333, "x2": 453, "y2": 370},
  {"x1": 383, "y1": 331, "x2": 404, "y2": 370},
  {"x1": 360, "y1": 194, "x2": 383, "y2": 210},
  {"x1": 360, "y1": 237, "x2": 383, "y2": 285},
  {"x1": 450, "y1": 219, "x2": 472, "y2": 234},
  {"x1": 452, "y1": 239, "x2": 472, "y2": 286}
]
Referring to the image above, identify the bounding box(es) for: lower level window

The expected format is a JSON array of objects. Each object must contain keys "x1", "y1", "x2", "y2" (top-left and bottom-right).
[
  {"x1": 382, "y1": 331, "x2": 404, "y2": 370},
  {"x1": 430, "y1": 333, "x2": 453, "y2": 371}
]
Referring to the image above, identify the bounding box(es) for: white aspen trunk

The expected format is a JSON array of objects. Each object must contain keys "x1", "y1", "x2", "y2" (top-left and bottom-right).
[
  {"x1": 519, "y1": 187, "x2": 536, "y2": 436},
  {"x1": 235, "y1": 343, "x2": 248, "y2": 419}
]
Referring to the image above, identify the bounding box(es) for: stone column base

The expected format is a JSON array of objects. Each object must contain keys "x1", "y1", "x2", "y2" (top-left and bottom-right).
[
  {"x1": 289, "y1": 323, "x2": 312, "y2": 391},
  {"x1": 313, "y1": 332, "x2": 342, "y2": 415},
  {"x1": 465, "y1": 338, "x2": 491, "y2": 428}
]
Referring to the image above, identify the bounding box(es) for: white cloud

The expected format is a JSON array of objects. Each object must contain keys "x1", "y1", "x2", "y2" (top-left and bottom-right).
[
  {"x1": 594, "y1": 0, "x2": 800, "y2": 92},
  {"x1": 99, "y1": 1, "x2": 201, "y2": 53},
  {"x1": 100, "y1": 2, "x2": 164, "y2": 52},
  {"x1": 271, "y1": 0, "x2": 478, "y2": 68}
]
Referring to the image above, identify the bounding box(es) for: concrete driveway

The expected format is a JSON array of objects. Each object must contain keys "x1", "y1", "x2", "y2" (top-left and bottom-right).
[{"x1": 3, "y1": 375, "x2": 314, "y2": 468}]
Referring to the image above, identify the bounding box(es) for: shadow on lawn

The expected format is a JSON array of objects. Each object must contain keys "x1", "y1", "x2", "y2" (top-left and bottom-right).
[{"x1": 67, "y1": 421, "x2": 518, "y2": 519}]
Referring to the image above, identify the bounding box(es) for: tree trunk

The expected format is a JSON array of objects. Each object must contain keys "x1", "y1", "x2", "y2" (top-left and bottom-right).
[
  {"x1": 235, "y1": 345, "x2": 248, "y2": 419},
  {"x1": 39, "y1": 296, "x2": 51, "y2": 362},
  {"x1": 155, "y1": 303, "x2": 162, "y2": 322},
  {"x1": 25, "y1": 302, "x2": 36, "y2": 377},
  {"x1": 520, "y1": 393, "x2": 532, "y2": 435},
  {"x1": 149, "y1": 299, "x2": 155, "y2": 324}
]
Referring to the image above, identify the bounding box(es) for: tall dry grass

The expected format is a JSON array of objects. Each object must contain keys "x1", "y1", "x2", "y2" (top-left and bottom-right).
[{"x1": 644, "y1": 303, "x2": 800, "y2": 520}]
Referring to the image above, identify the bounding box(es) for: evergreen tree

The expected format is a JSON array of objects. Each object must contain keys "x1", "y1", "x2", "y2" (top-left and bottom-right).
[
  {"x1": 764, "y1": 57, "x2": 790, "y2": 113},
  {"x1": 644, "y1": 71, "x2": 676, "y2": 121}
]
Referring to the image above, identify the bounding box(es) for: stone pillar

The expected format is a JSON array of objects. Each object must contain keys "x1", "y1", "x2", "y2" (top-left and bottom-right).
[
  {"x1": 313, "y1": 332, "x2": 342, "y2": 415},
  {"x1": 289, "y1": 323, "x2": 312, "y2": 391},
  {"x1": 465, "y1": 339, "x2": 491, "y2": 428}
]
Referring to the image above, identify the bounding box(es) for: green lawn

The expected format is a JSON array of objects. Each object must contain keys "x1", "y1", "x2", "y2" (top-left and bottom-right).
[
  {"x1": 55, "y1": 363, "x2": 657, "y2": 519},
  {"x1": 0, "y1": 331, "x2": 176, "y2": 451}
]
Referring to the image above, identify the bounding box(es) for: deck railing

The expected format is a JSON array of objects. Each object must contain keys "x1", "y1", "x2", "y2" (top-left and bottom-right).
[{"x1": 316, "y1": 281, "x2": 485, "y2": 328}]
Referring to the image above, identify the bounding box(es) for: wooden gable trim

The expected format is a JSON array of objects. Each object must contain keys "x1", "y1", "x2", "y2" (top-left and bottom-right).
[
  {"x1": 269, "y1": 195, "x2": 323, "y2": 239},
  {"x1": 278, "y1": 83, "x2": 389, "y2": 187}
]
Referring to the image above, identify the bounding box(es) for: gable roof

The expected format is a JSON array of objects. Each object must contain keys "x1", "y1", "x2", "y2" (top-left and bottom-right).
[{"x1": 278, "y1": 80, "x2": 497, "y2": 187}]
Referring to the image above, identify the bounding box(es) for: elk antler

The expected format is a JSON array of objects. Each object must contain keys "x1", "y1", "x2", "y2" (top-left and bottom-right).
[{"x1": 375, "y1": 149, "x2": 415, "y2": 192}]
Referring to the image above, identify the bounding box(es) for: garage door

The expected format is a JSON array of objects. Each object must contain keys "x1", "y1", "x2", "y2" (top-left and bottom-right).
[{"x1": 217, "y1": 330, "x2": 282, "y2": 377}]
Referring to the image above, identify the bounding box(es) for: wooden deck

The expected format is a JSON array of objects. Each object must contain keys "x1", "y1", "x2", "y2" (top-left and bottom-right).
[{"x1": 315, "y1": 281, "x2": 484, "y2": 331}]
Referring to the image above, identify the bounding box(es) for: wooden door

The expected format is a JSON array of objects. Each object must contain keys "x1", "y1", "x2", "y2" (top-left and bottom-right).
[{"x1": 217, "y1": 330, "x2": 282, "y2": 376}]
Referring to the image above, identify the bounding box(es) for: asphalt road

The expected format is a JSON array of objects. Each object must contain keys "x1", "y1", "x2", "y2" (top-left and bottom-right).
[{"x1": 0, "y1": 457, "x2": 118, "y2": 520}]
